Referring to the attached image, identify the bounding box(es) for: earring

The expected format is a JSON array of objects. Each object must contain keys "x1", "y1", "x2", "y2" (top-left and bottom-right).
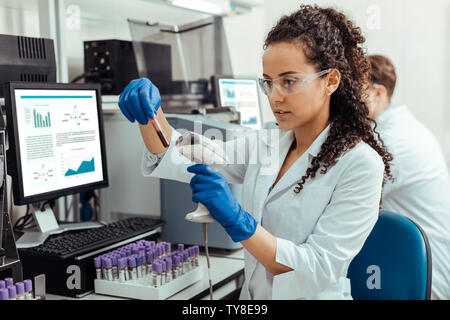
[{"x1": 327, "y1": 91, "x2": 332, "y2": 96}]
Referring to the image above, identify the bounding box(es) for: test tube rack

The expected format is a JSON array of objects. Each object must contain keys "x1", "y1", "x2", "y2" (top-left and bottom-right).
[
  {"x1": 94, "y1": 265, "x2": 203, "y2": 300},
  {"x1": 0, "y1": 130, "x2": 23, "y2": 283}
]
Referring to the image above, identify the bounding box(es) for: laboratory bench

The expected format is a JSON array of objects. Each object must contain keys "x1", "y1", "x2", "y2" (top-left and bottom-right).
[{"x1": 46, "y1": 249, "x2": 245, "y2": 301}]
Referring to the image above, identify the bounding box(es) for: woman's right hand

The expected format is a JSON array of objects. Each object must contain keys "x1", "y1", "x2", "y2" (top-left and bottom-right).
[{"x1": 118, "y1": 78, "x2": 161, "y2": 125}]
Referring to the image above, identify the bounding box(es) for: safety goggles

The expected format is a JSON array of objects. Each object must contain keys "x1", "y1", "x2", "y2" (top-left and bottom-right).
[{"x1": 258, "y1": 69, "x2": 333, "y2": 96}]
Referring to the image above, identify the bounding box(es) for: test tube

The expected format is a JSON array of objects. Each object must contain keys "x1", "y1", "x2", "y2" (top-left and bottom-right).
[
  {"x1": 94, "y1": 257, "x2": 102, "y2": 279},
  {"x1": 149, "y1": 118, "x2": 170, "y2": 148},
  {"x1": 102, "y1": 258, "x2": 113, "y2": 281},
  {"x1": 173, "y1": 255, "x2": 181, "y2": 279},
  {"x1": 7, "y1": 286, "x2": 16, "y2": 300},
  {"x1": 118, "y1": 258, "x2": 127, "y2": 283},
  {"x1": 165, "y1": 242, "x2": 172, "y2": 253},
  {"x1": 0, "y1": 280, "x2": 5, "y2": 289},
  {"x1": 152, "y1": 262, "x2": 162, "y2": 288},
  {"x1": 177, "y1": 244, "x2": 184, "y2": 253},
  {"x1": 188, "y1": 247, "x2": 194, "y2": 268},
  {"x1": 136, "y1": 255, "x2": 144, "y2": 279},
  {"x1": 111, "y1": 256, "x2": 119, "y2": 280},
  {"x1": 194, "y1": 246, "x2": 200, "y2": 267},
  {"x1": 0, "y1": 288, "x2": 8, "y2": 300},
  {"x1": 128, "y1": 256, "x2": 137, "y2": 280},
  {"x1": 24, "y1": 280, "x2": 33, "y2": 300},
  {"x1": 160, "y1": 259, "x2": 166, "y2": 286},
  {"x1": 183, "y1": 250, "x2": 190, "y2": 273},
  {"x1": 5, "y1": 278, "x2": 13, "y2": 287},
  {"x1": 164, "y1": 257, "x2": 172, "y2": 283},
  {"x1": 15, "y1": 282, "x2": 25, "y2": 300},
  {"x1": 146, "y1": 251, "x2": 154, "y2": 276}
]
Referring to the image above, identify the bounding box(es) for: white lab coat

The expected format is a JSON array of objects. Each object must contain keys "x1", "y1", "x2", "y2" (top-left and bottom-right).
[
  {"x1": 142, "y1": 123, "x2": 384, "y2": 299},
  {"x1": 376, "y1": 105, "x2": 450, "y2": 300}
]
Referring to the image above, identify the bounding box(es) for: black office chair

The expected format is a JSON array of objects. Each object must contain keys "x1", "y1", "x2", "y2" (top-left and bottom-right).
[{"x1": 347, "y1": 210, "x2": 432, "y2": 300}]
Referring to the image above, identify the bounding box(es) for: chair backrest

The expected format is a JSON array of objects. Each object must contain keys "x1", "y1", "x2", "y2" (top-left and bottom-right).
[{"x1": 347, "y1": 210, "x2": 432, "y2": 300}]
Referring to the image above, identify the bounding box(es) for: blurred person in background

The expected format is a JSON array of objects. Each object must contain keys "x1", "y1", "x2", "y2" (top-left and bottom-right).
[{"x1": 366, "y1": 54, "x2": 450, "y2": 299}]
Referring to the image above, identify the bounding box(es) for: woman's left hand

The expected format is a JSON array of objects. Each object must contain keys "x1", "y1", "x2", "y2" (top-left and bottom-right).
[{"x1": 187, "y1": 164, "x2": 257, "y2": 242}]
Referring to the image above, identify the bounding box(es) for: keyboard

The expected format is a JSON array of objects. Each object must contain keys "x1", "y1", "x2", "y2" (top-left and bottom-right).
[{"x1": 20, "y1": 217, "x2": 165, "y2": 260}]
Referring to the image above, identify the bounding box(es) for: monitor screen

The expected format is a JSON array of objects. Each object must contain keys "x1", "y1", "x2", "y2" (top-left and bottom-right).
[
  {"x1": 4, "y1": 82, "x2": 108, "y2": 205},
  {"x1": 217, "y1": 78, "x2": 261, "y2": 129}
]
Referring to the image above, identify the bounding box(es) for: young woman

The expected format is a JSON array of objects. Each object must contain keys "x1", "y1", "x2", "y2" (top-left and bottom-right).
[{"x1": 118, "y1": 5, "x2": 393, "y2": 299}]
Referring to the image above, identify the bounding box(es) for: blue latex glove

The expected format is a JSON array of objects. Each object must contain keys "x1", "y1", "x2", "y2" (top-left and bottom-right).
[
  {"x1": 187, "y1": 164, "x2": 257, "y2": 242},
  {"x1": 118, "y1": 78, "x2": 161, "y2": 125}
]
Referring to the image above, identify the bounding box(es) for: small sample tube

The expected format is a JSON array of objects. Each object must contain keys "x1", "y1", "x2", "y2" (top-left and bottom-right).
[
  {"x1": 194, "y1": 246, "x2": 200, "y2": 267},
  {"x1": 5, "y1": 278, "x2": 13, "y2": 288},
  {"x1": 136, "y1": 255, "x2": 144, "y2": 279},
  {"x1": 0, "y1": 280, "x2": 5, "y2": 289},
  {"x1": 183, "y1": 250, "x2": 190, "y2": 273},
  {"x1": 177, "y1": 243, "x2": 184, "y2": 252},
  {"x1": 128, "y1": 256, "x2": 137, "y2": 281},
  {"x1": 94, "y1": 257, "x2": 102, "y2": 279},
  {"x1": 15, "y1": 282, "x2": 25, "y2": 300},
  {"x1": 7, "y1": 286, "x2": 16, "y2": 300},
  {"x1": 164, "y1": 257, "x2": 172, "y2": 283},
  {"x1": 146, "y1": 250, "x2": 153, "y2": 275},
  {"x1": 24, "y1": 280, "x2": 33, "y2": 300},
  {"x1": 0, "y1": 288, "x2": 8, "y2": 300},
  {"x1": 173, "y1": 255, "x2": 181, "y2": 279},
  {"x1": 165, "y1": 242, "x2": 172, "y2": 253},
  {"x1": 111, "y1": 256, "x2": 119, "y2": 281},
  {"x1": 160, "y1": 260, "x2": 166, "y2": 286},
  {"x1": 152, "y1": 262, "x2": 162, "y2": 288},
  {"x1": 103, "y1": 258, "x2": 113, "y2": 281},
  {"x1": 146, "y1": 251, "x2": 154, "y2": 276},
  {"x1": 149, "y1": 118, "x2": 170, "y2": 148},
  {"x1": 118, "y1": 258, "x2": 127, "y2": 283},
  {"x1": 188, "y1": 247, "x2": 194, "y2": 268}
]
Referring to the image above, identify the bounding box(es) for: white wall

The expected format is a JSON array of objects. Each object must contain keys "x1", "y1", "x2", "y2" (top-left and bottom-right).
[
  {"x1": 264, "y1": 0, "x2": 450, "y2": 167},
  {"x1": 0, "y1": 0, "x2": 40, "y2": 37}
]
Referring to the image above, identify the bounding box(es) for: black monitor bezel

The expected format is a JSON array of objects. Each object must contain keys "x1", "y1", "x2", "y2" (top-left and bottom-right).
[
  {"x1": 214, "y1": 75, "x2": 262, "y2": 128},
  {"x1": 4, "y1": 81, "x2": 109, "y2": 205}
]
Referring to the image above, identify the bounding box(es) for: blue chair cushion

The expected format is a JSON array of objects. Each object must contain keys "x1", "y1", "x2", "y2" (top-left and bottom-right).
[{"x1": 347, "y1": 210, "x2": 431, "y2": 300}]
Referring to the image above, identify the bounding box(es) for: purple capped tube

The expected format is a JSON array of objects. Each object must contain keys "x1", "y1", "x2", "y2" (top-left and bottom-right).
[
  {"x1": 0, "y1": 288, "x2": 8, "y2": 300},
  {"x1": 152, "y1": 262, "x2": 162, "y2": 288},
  {"x1": 118, "y1": 258, "x2": 127, "y2": 282},
  {"x1": 94, "y1": 257, "x2": 102, "y2": 279},
  {"x1": 24, "y1": 280, "x2": 33, "y2": 300},
  {"x1": 15, "y1": 282, "x2": 25, "y2": 300},
  {"x1": 128, "y1": 256, "x2": 137, "y2": 280},
  {"x1": 7, "y1": 286, "x2": 16, "y2": 300}
]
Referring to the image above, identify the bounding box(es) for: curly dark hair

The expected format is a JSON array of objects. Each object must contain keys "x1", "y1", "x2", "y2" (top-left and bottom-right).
[{"x1": 263, "y1": 5, "x2": 394, "y2": 194}]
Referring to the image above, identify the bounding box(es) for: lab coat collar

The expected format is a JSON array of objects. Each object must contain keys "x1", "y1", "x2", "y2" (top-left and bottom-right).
[
  {"x1": 265, "y1": 124, "x2": 331, "y2": 203},
  {"x1": 252, "y1": 124, "x2": 331, "y2": 220},
  {"x1": 305, "y1": 124, "x2": 331, "y2": 158},
  {"x1": 375, "y1": 105, "x2": 409, "y2": 126}
]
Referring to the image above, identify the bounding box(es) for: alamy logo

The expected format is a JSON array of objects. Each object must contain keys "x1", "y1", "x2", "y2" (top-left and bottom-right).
[
  {"x1": 366, "y1": 265, "x2": 381, "y2": 290},
  {"x1": 66, "y1": 265, "x2": 81, "y2": 290}
]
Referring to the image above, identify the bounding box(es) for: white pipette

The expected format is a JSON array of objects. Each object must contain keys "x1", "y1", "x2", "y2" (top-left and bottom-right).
[
  {"x1": 175, "y1": 132, "x2": 230, "y2": 224},
  {"x1": 175, "y1": 132, "x2": 230, "y2": 300}
]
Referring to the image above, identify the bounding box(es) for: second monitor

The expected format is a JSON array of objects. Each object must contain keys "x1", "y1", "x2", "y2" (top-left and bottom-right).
[{"x1": 215, "y1": 76, "x2": 262, "y2": 130}]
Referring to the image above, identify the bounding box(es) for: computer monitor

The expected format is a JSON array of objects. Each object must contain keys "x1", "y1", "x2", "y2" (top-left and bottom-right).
[
  {"x1": 4, "y1": 82, "x2": 108, "y2": 206},
  {"x1": 215, "y1": 76, "x2": 262, "y2": 129}
]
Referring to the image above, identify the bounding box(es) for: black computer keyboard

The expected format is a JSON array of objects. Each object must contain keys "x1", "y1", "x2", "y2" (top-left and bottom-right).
[{"x1": 20, "y1": 217, "x2": 165, "y2": 259}]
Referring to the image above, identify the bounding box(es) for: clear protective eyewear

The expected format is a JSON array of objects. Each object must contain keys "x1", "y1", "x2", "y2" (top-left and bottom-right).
[{"x1": 258, "y1": 68, "x2": 333, "y2": 96}]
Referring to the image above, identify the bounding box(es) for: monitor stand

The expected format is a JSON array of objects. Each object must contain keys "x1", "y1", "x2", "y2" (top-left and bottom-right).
[{"x1": 15, "y1": 203, "x2": 103, "y2": 249}]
